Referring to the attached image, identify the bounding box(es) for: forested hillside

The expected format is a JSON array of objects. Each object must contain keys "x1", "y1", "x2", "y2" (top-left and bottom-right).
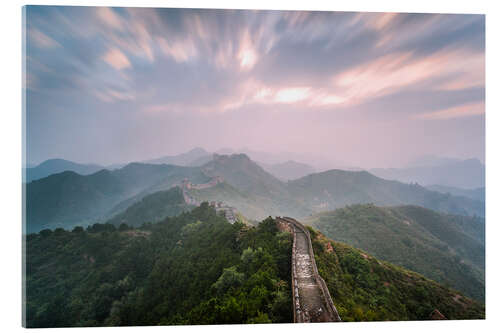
[
  {"x1": 25, "y1": 205, "x2": 485, "y2": 326},
  {"x1": 25, "y1": 204, "x2": 293, "y2": 327},
  {"x1": 306, "y1": 204, "x2": 485, "y2": 301},
  {"x1": 106, "y1": 187, "x2": 194, "y2": 227},
  {"x1": 310, "y1": 228, "x2": 485, "y2": 321}
]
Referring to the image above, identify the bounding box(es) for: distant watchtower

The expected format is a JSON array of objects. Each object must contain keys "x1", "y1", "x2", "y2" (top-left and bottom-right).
[{"x1": 182, "y1": 178, "x2": 192, "y2": 189}]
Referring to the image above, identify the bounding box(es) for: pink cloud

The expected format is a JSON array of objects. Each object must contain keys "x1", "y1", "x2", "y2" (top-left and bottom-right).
[
  {"x1": 415, "y1": 102, "x2": 484, "y2": 120},
  {"x1": 368, "y1": 12, "x2": 398, "y2": 30},
  {"x1": 238, "y1": 30, "x2": 258, "y2": 70},
  {"x1": 214, "y1": 42, "x2": 235, "y2": 69},
  {"x1": 102, "y1": 48, "x2": 131, "y2": 70},
  {"x1": 139, "y1": 45, "x2": 484, "y2": 116},
  {"x1": 96, "y1": 9, "x2": 155, "y2": 63},
  {"x1": 95, "y1": 7, "x2": 124, "y2": 30},
  {"x1": 437, "y1": 76, "x2": 484, "y2": 91},
  {"x1": 309, "y1": 93, "x2": 348, "y2": 106},
  {"x1": 331, "y1": 47, "x2": 484, "y2": 105},
  {"x1": 29, "y1": 28, "x2": 59, "y2": 48},
  {"x1": 158, "y1": 37, "x2": 198, "y2": 63},
  {"x1": 274, "y1": 87, "x2": 312, "y2": 103},
  {"x1": 130, "y1": 21, "x2": 154, "y2": 62}
]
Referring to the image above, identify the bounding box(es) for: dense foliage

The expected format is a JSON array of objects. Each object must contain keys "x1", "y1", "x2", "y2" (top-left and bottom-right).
[
  {"x1": 306, "y1": 204, "x2": 485, "y2": 301},
  {"x1": 25, "y1": 204, "x2": 292, "y2": 327},
  {"x1": 309, "y1": 228, "x2": 485, "y2": 321},
  {"x1": 106, "y1": 187, "x2": 194, "y2": 227}
]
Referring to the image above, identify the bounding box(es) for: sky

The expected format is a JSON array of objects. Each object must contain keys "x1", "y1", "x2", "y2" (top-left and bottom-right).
[{"x1": 24, "y1": 6, "x2": 485, "y2": 168}]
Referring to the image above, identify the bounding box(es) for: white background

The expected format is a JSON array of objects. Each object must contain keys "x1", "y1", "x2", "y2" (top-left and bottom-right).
[{"x1": 1, "y1": 0, "x2": 498, "y2": 332}]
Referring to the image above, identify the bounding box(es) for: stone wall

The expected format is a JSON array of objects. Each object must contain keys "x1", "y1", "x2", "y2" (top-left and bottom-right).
[{"x1": 277, "y1": 217, "x2": 342, "y2": 323}]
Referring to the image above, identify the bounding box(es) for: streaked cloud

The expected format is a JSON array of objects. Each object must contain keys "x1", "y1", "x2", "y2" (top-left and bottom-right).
[
  {"x1": 330, "y1": 47, "x2": 484, "y2": 106},
  {"x1": 415, "y1": 102, "x2": 484, "y2": 120},
  {"x1": 274, "y1": 87, "x2": 311, "y2": 104},
  {"x1": 158, "y1": 37, "x2": 198, "y2": 63},
  {"x1": 95, "y1": 7, "x2": 124, "y2": 31},
  {"x1": 237, "y1": 30, "x2": 259, "y2": 70},
  {"x1": 24, "y1": 6, "x2": 485, "y2": 166},
  {"x1": 102, "y1": 48, "x2": 131, "y2": 70},
  {"x1": 29, "y1": 28, "x2": 59, "y2": 48}
]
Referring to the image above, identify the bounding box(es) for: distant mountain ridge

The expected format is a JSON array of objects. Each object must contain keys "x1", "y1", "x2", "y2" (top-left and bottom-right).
[
  {"x1": 259, "y1": 160, "x2": 316, "y2": 181},
  {"x1": 405, "y1": 155, "x2": 465, "y2": 168},
  {"x1": 370, "y1": 158, "x2": 484, "y2": 189},
  {"x1": 29, "y1": 152, "x2": 484, "y2": 189},
  {"x1": 426, "y1": 185, "x2": 485, "y2": 203},
  {"x1": 214, "y1": 147, "x2": 348, "y2": 171},
  {"x1": 142, "y1": 147, "x2": 210, "y2": 166},
  {"x1": 25, "y1": 159, "x2": 105, "y2": 182},
  {"x1": 25, "y1": 163, "x2": 209, "y2": 233},
  {"x1": 202, "y1": 154, "x2": 287, "y2": 196},
  {"x1": 25, "y1": 148, "x2": 212, "y2": 183},
  {"x1": 25, "y1": 153, "x2": 485, "y2": 233},
  {"x1": 287, "y1": 169, "x2": 484, "y2": 217},
  {"x1": 189, "y1": 153, "x2": 317, "y2": 180}
]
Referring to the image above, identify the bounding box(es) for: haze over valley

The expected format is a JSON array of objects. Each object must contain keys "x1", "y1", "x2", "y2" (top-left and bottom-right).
[{"x1": 25, "y1": 148, "x2": 485, "y2": 233}]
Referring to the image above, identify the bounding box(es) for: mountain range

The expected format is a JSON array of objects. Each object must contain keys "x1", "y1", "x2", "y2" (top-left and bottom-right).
[
  {"x1": 26, "y1": 152, "x2": 485, "y2": 233},
  {"x1": 27, "y1": 148, "x2": 319, "y2": 182},
  {"x1": 144, "y1": 148, "x2": 319, "y2": 180},
  {"x1": 286, "y1": 169, "x2": 484, "y2": 218},
  {"x1": 28, "y1": 150, "x2": 484, "y2": 188},
  {"x1": 25, "y1": 163, "x2": 209, "y2": 233},
  {"x1": 213, "y1": 147, "x2": 347, "y2": 171}
]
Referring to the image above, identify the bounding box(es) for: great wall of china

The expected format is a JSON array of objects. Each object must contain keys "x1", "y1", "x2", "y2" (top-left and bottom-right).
[
  {"x1": 277, "y1": 217, "x2": 342, "y2": 323},
  {"x1": 180, "y1": 177, "x2": 238, "y2": 224},
  {"x1": 180, "y1": 178, "x2": 341, "y2": 321}
]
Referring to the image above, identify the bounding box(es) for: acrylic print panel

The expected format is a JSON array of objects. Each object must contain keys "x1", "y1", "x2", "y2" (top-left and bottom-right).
[{"x1": 22, "y1": 5, "x2": 485, "y2": 327}]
